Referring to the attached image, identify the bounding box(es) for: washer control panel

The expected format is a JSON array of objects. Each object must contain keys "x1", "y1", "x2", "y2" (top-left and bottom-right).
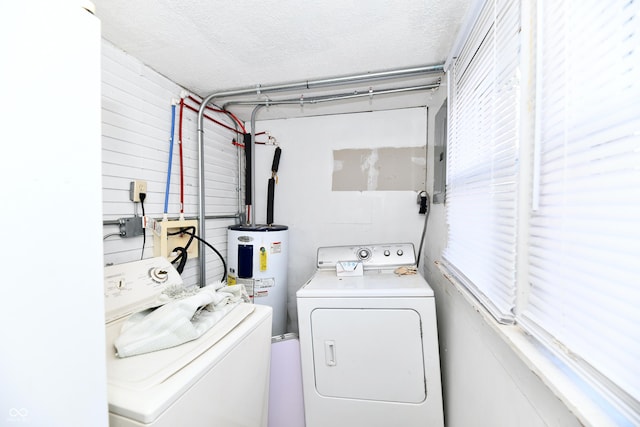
[
  {"x1": 317, "y1": 243, "x2": 416, "y2": 269},
  {"x1": 104, "y1": 257, "x2": 183, "y2": 323}
]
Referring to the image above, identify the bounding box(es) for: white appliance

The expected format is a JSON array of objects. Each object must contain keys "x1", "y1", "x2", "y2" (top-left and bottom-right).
[
  {"x1": 296, "y1": 243, "x2": 444, "y2": 427},
  {"x1": 227, "y1": 225, "x2": 289, "y2": 336},
  {"x1": 104, "y1": 257, "x2": 273, "y2": 427}
]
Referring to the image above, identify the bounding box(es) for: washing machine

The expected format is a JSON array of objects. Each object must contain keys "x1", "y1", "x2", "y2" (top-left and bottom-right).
[
  {"x1": 104, "y1": 257, "x2": 273, "y2": 427},
  {"x1": 296, "y1": 243, "x2": 444, "y2": 427}
]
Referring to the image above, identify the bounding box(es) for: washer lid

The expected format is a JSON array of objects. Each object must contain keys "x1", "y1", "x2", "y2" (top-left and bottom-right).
[
  {"x1": 106, "y1": 303, "x2": 256, "y2": 423},
  {"x1": 297, "y1": 269, "x2": 435, "y2": 298}
]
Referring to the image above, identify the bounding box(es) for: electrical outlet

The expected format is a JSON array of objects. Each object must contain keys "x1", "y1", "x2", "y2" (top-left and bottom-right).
[{"x1": 129, "y1": 180, "x2": 147, "y2": 202}]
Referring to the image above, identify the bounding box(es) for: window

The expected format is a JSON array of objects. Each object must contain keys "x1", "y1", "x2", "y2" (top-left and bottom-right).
[
  {"x1": 444, "y1": 0, "x2": 521, "y2": 323},
  {"x1": 521, "y1": 0, "x2": 640, "y2": 420},
  {"x1": 445, "y1": 0, "x2": 640, "y2": 422}
]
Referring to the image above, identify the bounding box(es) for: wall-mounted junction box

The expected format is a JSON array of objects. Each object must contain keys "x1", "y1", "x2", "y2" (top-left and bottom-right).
[
  {"x1": 150, "y1": 218, "x2": 199, "y2": 259},
  {"x1": 119, "y1": 216, "x2": 144, "y2": 238}
]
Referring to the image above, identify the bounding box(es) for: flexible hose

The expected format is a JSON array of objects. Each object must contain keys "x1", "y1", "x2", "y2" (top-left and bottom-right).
[
  {"x1": 416, "y1": 192, "x2": 430, "y2": 268},
  {"x1": 167, "y1": 227, "x2": 227, "y2": 283},
  {"x1": 271, "y1": 146, "x2": 282, "y2": 172},
  {"x1": 267, "y1": 147, "x2": 282, "y2": 225},
  {"x1": 267, "y1": 178, "x2": 275, "y2": 225}
]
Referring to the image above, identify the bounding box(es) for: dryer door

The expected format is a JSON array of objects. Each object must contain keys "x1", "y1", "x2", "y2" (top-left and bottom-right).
[{"x1": 310, "y1": 308, "x2": 426, "y2": 403}]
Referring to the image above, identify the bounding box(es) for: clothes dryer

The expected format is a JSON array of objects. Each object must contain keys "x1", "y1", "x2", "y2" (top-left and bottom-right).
[
  {"x1": 296, "y1": 243, "x2": 444, "y2": 427},
  {"x1": 104, "y1": 257, "x2": 272, "y2": 427}
]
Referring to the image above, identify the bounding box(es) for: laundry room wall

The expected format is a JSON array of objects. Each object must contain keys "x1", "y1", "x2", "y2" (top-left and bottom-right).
[
  {"x1": 251, "y1": 107, "x2": 431, "y2": 332},
  {"x1": 101, "y1": 40, "x2": 239, "y2": 286}
]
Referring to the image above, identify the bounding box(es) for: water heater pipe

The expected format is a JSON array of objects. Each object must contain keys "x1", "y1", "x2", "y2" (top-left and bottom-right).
[
  {"x1": 164, "y1": 103, "x2": 176, "y2": 215},
  {"x1": 249, "y1": 105, "x2": 265, "y2": 226}
]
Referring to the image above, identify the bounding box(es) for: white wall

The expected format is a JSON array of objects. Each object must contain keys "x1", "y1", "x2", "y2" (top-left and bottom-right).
[
  {"x1": 0, "y1": 2, "x2": 108, "y2": 426},
  {"x1": 251, "y1": 108, "x2": 429, "y2": 331}
]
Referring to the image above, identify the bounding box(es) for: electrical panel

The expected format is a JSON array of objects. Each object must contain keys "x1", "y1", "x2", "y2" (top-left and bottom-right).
[
  {"x1": 433, "y1": 100, "x2": 447, "y2": 204},
  {"x1": 149, "y1": 218, "x2": 199, "y2": 259}
]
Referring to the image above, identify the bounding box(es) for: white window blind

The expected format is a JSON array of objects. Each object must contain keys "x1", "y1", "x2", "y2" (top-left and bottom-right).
[
  {"x1": 521, "y1": 0, "x2": 640, "y2": 420},
  {"x1": 444, "y1": 0, "x2": 521, "y2": 323}
]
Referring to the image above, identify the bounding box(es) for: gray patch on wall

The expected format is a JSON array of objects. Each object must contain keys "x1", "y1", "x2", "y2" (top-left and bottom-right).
[{"x1": 332, "y1": 146, "x2": 426, "y2": 191}]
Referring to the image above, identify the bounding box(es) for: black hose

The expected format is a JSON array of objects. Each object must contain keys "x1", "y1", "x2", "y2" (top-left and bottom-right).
[
  {"x1": 271, "y1": 146, "x2": 282, "y2": 172},
  {"x1": 267, "y1": 146, "x2": 282, "y2": 225},
  {"x1": 416, "y1": 192, "x2": 430, "y2": 268},
  {"x1": 168, "y1": 227, "x2": 196, "y2": 274},
  {"x1": 167, "y1": 227, "x2": 227, "y2": 284},
  {"x1": 171, "y1": 246, "x2": 188, "y2": 274},
  {"x1": 267, "y1": 178, "x2": 276, "y2": 225}
]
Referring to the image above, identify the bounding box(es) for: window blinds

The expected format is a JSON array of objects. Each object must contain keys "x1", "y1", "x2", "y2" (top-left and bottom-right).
[
  {"x1": 521, "y1": 0, "x2": 640, "y2": 419},
  {"x1": 444, "y1": 0, "x2": 521, "y2": 323}
]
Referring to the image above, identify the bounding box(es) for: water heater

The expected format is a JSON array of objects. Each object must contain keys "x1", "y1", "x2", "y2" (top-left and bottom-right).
[{"x1": 227, "y1": 224, "x2": 288, "y2": 336}]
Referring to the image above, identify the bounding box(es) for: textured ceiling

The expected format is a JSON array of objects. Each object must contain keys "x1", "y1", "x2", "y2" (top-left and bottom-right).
[{"x1": 92, "y1": 0, "x2": 473, "y2": 120}]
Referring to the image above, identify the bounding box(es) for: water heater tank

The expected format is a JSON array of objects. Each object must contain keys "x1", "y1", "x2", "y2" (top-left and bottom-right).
[{"x1": 227, "y1": 225, "x2": 288, "y2": 336}]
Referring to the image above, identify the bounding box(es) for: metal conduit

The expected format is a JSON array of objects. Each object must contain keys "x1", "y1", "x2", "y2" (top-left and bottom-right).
[
  {"x1": 102, "y1": 213, "x2": 240, "y2": 227},
  {"x1": 249, "y1": 105, "x2": 265, "y2": 226},
  {"x1": 225, "y1": 83, "x2": 439, "y2": 109},
  {"x1": 196, "y1": 64, "x2": 444, "y2": 283}
]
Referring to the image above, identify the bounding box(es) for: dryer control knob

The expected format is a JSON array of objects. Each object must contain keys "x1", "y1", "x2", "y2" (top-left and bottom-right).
[
  {"x1": 357, "y1": 248, "x2": 371, "y2": 260},
  {"x1": 384, "y1": 250, "x2": 390, "y2": 256},
  {"x1": 397, "y1": 249, "x2": 404, "y2": 256}
]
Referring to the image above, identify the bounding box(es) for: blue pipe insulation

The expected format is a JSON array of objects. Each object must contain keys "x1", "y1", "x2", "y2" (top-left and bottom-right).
[{"x1": 164, "y1": 104, "x2": 176, "y2": 215}]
